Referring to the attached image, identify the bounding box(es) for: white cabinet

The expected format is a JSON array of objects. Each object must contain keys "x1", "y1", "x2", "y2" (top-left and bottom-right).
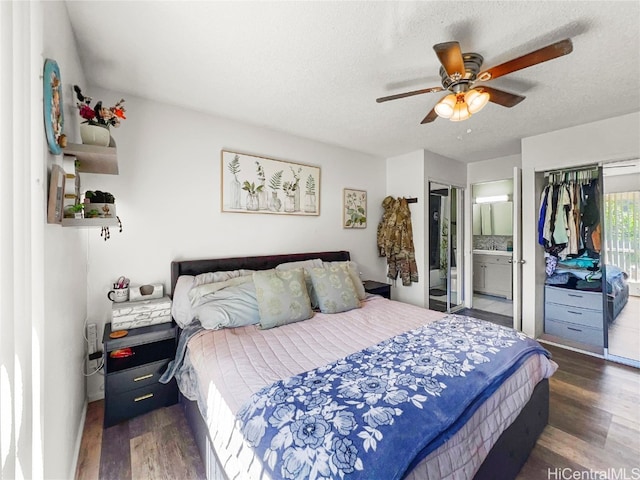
[{"x1": 473, "y1": 253, "x2": 513, "y2": 299}]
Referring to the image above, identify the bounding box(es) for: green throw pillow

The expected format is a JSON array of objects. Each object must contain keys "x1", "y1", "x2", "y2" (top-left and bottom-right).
[
  {"x1": 309, "y1": 264, "x2": 360, "y2": 314},
  {"x1": 253, "y1": 268, "x2": 313, "y2": 329}
]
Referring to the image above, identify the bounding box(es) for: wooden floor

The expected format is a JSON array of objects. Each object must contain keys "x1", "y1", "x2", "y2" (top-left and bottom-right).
[{"x1": 75, "y1": 345, "x2": 640, "y2": 480}]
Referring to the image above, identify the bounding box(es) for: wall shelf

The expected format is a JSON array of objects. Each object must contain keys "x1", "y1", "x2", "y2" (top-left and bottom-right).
[
  {"x1": 61, "y1": 217, "x2": 119, "y2": 227},
  {"x1": 62, "y1": 140, "x2": 118, "y2": 175}
]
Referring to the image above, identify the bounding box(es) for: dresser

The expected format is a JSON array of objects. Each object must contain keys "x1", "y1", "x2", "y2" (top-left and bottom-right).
[{"x1": 544, "y1": 286, "x2": 604, "y2": 346}]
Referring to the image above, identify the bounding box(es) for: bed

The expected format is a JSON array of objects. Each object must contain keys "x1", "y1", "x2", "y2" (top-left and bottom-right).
[{"x1": 167, "y1": 251, "x2": 557, "y2": 480}]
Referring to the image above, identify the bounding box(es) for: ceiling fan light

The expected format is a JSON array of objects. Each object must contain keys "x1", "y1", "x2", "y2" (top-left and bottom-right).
[
  {"x1": 465, "y1": 89, "x2": 490, "y2": 114},
  {"x1": 434, "y1": 94, "x2": 456, "y2": 119},
  {"x1": 450, "y1": 101, "x2": 471, "y2": 122}
]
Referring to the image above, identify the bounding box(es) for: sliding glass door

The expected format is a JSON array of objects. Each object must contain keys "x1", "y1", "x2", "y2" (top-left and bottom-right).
[{"x1": 429, "y1": 182, "x2": 465, "y2": 312}]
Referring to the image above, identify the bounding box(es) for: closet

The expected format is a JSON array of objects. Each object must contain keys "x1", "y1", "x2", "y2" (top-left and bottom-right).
[{"x1": 540, "y1": 166, "x2": 606, "y2": 347}]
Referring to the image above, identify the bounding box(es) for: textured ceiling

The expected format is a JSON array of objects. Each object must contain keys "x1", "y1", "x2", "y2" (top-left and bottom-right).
[{"x1": 65, "y1": 1, "x2": 640, "y2": 163}]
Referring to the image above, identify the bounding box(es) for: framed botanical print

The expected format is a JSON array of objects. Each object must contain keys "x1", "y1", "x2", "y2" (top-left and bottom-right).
[
  {"x1": 221, "y1": 150, "x2": 320, "y2": 216},
  {"x1": 343, "y1": 188, "x2": 367, "y2": 228}
]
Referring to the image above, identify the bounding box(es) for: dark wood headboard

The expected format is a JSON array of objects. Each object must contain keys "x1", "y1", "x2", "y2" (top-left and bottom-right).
[{"x1": 170, "y1": 251, "x2": 350, "y2": 297}]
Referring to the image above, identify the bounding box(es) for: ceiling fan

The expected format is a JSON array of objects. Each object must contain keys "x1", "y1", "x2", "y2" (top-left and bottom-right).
[{"x1": 376, "y1": 38, "x2": 573, "y2": 123}]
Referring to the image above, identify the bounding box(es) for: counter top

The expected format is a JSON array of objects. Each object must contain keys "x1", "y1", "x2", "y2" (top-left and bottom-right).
[{"x1": 473, "y1": 249, "x2": 513, "y2": 257}]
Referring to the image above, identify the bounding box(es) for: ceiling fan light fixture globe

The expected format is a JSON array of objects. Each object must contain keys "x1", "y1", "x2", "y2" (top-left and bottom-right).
[
  {"x1": 434, "y1": 94, "x2": 456, "y2": 119},
  {"x1": 465, "y1": 89, "x2": 490, "y2": 114},
  {"x1": 450, "y1": 101, "x2": 471, "y2": 122}
]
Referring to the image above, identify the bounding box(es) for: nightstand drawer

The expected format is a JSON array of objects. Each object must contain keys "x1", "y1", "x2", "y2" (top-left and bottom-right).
[
  {"x1": 104, "y1": 380, "x2": 177, "y2": 427},
  {"x1": 106, "y1": 359, "x2": 171, "y2": 395}
]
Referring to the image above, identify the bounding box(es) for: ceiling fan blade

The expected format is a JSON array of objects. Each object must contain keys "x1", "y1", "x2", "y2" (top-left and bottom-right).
[
  {"x1": 421, "y1": 107, "x2": 439, "y2": 124},
  {"x1": 433, "y1": 41, "x2": 466, "y2": 78},
  {"x1": 478, "y1": 38, "x2": 573, "y2": 81},
  {"x1": 376, "y1": 86, "x2": 443, "y2": 103},
  {"x1": 476, "y1": 86, "x2": 525, "y2": 107}
]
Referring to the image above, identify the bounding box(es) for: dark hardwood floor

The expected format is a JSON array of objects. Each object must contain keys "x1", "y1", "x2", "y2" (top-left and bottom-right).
[{"x1": 76, "y1": 344, "x2": 640, "y2": 480}]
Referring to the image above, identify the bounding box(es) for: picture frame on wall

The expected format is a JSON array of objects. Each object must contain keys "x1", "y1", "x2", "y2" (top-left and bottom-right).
[
  {"x1": 47, "y1": 164, "x2": 65, "y2": 224},
  {"x1": 221, "y1": 150, "x2": 320, "y2": 216},
  {"x1": 343, "y1": 188, "x2": 367, "y2": 228},
  {"x1": 43, "y1": 58, "x2": 64, "y2": 155}
]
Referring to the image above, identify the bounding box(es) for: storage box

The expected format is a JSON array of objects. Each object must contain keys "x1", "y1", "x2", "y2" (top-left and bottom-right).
[
  {"x1": 128, "y1": 283, "x2": 164, "y2": 302},
  {"x1": 111, "y1": 296, "x2": 172, "y2": 330}
]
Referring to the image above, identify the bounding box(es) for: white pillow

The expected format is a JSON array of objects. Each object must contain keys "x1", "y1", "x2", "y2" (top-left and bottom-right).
[
  {"x1": 189, "y1": 275, "x2": 254, "y2": 307},
  {"x1": 193, "y1": 269, "x2": 255, "y2": 287},
  {"x1": 171, "y1": 275, "x2": 195, "y2": 328}
]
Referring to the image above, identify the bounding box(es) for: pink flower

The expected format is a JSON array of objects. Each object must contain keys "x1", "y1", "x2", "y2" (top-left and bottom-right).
[{"x1": 79, "y1": 104, "x2": 95, "y2": 121}]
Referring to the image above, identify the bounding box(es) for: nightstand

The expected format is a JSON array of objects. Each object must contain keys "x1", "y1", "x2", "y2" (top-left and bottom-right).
[
  {"x1": 102, "y1": 322, "x2": 178, "y2": 427},
  {"x1": 363, "y1": 280, "x2": 391, "y2": 299}
]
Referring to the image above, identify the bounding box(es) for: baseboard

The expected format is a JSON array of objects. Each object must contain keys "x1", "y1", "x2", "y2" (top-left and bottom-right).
[
  {"x1": 87, "y1": 391, "x2": 105, "y2": 402},
  {"x1": 69, "y1": 400, "x2": 88, "y2": 480}
]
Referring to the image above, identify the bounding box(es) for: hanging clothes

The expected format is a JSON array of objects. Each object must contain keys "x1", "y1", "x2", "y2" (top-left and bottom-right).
[
  {"x1": 377, "y1": 196, "x2": 419, "y2": 286},
  {"x1": 538, "y1": 175, "x2": 600, "y2": 260}
]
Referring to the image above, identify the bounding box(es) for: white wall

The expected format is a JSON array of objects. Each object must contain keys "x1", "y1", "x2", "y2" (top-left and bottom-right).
[
  {"x1": 41, "y1": 2, "x2": 91, "y2": 479},
  {"x1": 521, "y1": 112, "x2": 640, "y2": 338},
  {"x1": 386, "y1": 151, "x2": 425, "y2": 306},
  {"x1": 467, "y1": 154, "x2": 521, "y2": 185},
  {"x1": 83, "y1": 90, "x2": 387, "y2": 399},
  {"x1": 385, "y1": 150, "x2": 466, "y2": 307}
]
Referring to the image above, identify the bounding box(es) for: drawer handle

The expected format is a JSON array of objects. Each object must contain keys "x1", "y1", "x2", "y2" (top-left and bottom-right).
[
  {"x1": 567, "y1": 310, "x2": 583, "y2": 315},
  {"x1": 567, "y1": 327, "x2": 582, "y2": 332},
  {"x1": 133, "y1": 374, "x2": 154, "y2": 382},
  {"x1": 567, "y1": 294, "x2": 583, "y2": 298},
  {"x1": 134, "y1": 393, "x2": 154, "y2": 402}
]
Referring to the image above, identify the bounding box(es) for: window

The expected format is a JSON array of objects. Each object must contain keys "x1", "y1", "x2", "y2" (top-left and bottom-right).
[{"x1": 604, "y1": 191, "x2": 640, "y2": 282}]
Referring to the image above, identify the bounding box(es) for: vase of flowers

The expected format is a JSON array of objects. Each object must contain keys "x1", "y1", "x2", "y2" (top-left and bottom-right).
[
  {"x1": 268, "y1": 170, "x2": 283, "y2": 212},
  {"x1": 255, "y1": 161, "x2": 268, "y2": 210},
  {"x1": 242, "y1": 181, "x2": 262, "y2": 211},
  {"x1": 304, "y1": 174, "x2": 316, "y2": 213},
  {"x1": 283, "y1": 180, "x2": 296, "y2": 213},
  {"x1": 74, "y1": 85, "x2": 126, "y2": 146},
  {"x1": 227, "y1": 155, "x2": 241, "y2": 209}
]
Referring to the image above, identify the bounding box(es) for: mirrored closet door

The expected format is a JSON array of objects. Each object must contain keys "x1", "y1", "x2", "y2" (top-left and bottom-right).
[
  {"x1": 603, "y1": 160, "x2": 640, "y2": 366},
  {"x1": 428, "y1": 182, "x2": 464, "y2": 312}
]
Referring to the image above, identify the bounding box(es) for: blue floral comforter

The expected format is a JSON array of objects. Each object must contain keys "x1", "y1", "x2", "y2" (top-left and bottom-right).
[{"x1": 236, "y1": 315, "x2": 550, "y2": 480}]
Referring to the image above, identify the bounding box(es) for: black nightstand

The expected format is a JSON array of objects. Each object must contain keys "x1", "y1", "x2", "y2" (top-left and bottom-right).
[
  {"x1": 363, "y1": 280, "x2": 391, "y2": 299},
  {"x1": 102, "y1": 322, "x2": 178, "y2": 427}
]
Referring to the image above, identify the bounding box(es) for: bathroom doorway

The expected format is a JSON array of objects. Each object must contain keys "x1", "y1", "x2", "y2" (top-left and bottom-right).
[
  {"x1": 471, "y1": 179, "x2": 514, "y2": 326},
  {"x1": 428, "y1": 182, "x2": 465, "y2": 312}
]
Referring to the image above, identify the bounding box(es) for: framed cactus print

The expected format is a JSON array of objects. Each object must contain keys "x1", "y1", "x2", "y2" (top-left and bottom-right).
[
  {"x1": 221, "y1": 150, "x2": 320, "y2": 216},
  {"x1": 343, "y1": 188, "x2": 367, "y2": 228}
]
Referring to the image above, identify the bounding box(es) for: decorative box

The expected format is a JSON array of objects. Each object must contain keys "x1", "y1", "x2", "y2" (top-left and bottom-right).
[
  {"x1": 111, "y1": 295, "x2": 172, "y2": 330},
  {"x1": 129, "y1": 283, "x2": 164, "y2": 302}
]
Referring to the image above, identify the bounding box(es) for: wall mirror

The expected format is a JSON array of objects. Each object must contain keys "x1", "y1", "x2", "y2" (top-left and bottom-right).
[{"x1": 472, "y1": 180, "x2": 513, "y2": 236}]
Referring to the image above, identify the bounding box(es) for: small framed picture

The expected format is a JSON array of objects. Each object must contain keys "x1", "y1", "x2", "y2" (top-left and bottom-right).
[
  {"x1": 47, "y1": 164, "x2": 65, "y2": 224},
  {"x1": 343, "y1": 188, "x2": 367, "y2": 229}
]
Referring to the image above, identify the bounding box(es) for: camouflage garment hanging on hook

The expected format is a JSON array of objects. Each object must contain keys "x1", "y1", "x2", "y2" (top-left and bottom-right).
[{"x1": 377, "y1": 196, "x2": 419, "y2": 286}]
